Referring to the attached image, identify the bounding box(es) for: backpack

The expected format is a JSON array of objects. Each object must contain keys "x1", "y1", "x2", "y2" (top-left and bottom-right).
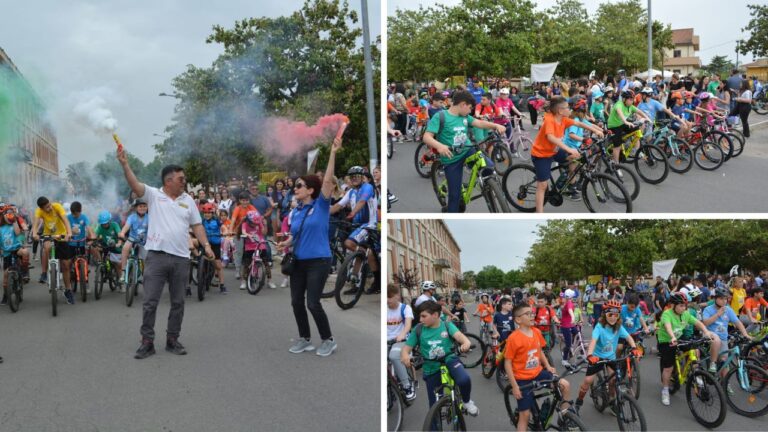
[
  {"x1": 399, "y1": 303, "x2": 407, "y2": 324},
  {"x1": 435, "y1": 110, "x2": 475, "y2": 144}
]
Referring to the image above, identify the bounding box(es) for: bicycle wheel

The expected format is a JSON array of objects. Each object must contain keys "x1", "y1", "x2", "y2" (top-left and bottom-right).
[
  {"x1": 481, "y1": 346, "x2": 497, "y2": 378},
  {"x1": 729, "y1": 129, "x2": 746, "y2": 157},
  {"x1": 126, "y1": 262, "x2": 137, "y2": 307},
  {"x1": 693, "y1": 138, "x2": 724, "y2": 171},
  {"x1": 685, "y1": 369, "x2": 726, "y2": 428},
  {"x1": 665, "y1": 138, "x2": 694, "y2": 174},
  {"x1": 590, "y1": 379, "x2": 609, "y2": 413},
  {"x1": 633, "y1": 144, "x2": 669, "y2": 184},
  {"x1": 501, "y1": 164, "x2": 537, "y2": 213},
  {"x1": 503, "y1": 385, "x2": 517, "y2": 425},
  {"x1": 321, "y1": 255, "x2": 339, "y2": 298},
  {"x1": 490, "y1": 142, "x2": 513, "y2": 174},
  {"x1": 78, "y1": 260, "x2": 87, "y2": 303},
  {"x1": 754, "y1": 98, "x2": 768, "y2": 115},
  {"x1": 388, "y1": 375, "x2": 404, "y2": 432},
  {"x1": 50, "y1": 267, "x2": 58, "y2": 317},
  {"x1": 334, "y1": 251, "x2": 366, "y2": 310},
  {"x1": 430, "y1": 160, "x2": 447, "y2": 208},
  {"x1": 723, "y1": 363, "x2": 768, "y2": 418},
  {"x1": 456, "y1": 333, "x2": 484, "y2": 368},
  {"x1": 196, "y1": 256, "x2": 208, "y2": 301},
  {"x1": 582, "y1": 173, "x2": 632, "y2": 213},
  {"x1": 615, "y1": 393, "x2": 647, "y2": 431},
  {"x1": 626, "y1": 357, "x2": 641, "y2": 399},
  {"x1": 414, "y1": 142, "x2": 434, "y2": 178},
  {"x1": 94, "y1": 264, "x2": 103, "y2": 300},
  {"x1": 247, "y1": 260, "x2": 266, "y2": 295},
  {"x1": 7, "y1": 273, "x2": 20, "y2": 312},
  {"x1": 557, "y1": 411, "x2": 588, "y2": 431},
  {"x1": 495, "y1": 366, "x2": 509, "y2": 392},
  {"x1": 483, "y1": 176, "x2": 511, "y2": 213},
  {"x1": 513, "y1": 136, "x2": 532, "y2": 162},
  {"x1": 422, "y1": 395, "x2": 466, "y2": 432},
  {"x1": 387, "y1": 136, "x2": 393, "y2": 160},
  {"x1": 600, "y1": 162, "x2": 640, "y2": 202},
  {"x1": 708, "y1": 130, "x2": 733, "y2": 161}
]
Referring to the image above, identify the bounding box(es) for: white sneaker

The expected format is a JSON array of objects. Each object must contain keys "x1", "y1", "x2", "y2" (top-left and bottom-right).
[
  {"x1": 561, "y1": 359, "x2": 571, "y2": 368},
  {"x1": 268, "y1": 281, "x2": 276, "y2": 289},
  {"x1": 661, "y1": 389, "x2": 670, "y2": 406},
  {"x1": 464, "y1": 399, "x2": 479, "y2": 416},
  {"x1": 239, "y1": 282, "x2": 246, "y2": 290},
  {"x1": 280, "y1": 279, "x2": 289, "y2": 288}
]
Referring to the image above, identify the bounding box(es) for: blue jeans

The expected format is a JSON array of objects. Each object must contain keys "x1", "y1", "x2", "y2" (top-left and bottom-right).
[
  {"x1": 561, "y1": 326, "x2": 579, "y2": 361},
  {"x1": 424, "y1": 356, "x2": 472, "y2": 408},
  {"x1": 444, "y1": 151, "x2": 494, "y2": 213}
]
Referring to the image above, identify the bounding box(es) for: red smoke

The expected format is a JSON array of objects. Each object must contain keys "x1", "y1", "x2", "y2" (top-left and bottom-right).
[{"x1": 260, "y1": 113, "x2": 349, "y2": 157}]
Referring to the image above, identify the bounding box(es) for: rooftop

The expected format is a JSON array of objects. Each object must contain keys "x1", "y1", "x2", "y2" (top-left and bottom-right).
[
  {"x1": 743, "y1": 58, "x2": 768, "y2": 68},
  {"x1": 672, "y1": 28, "x2": 700, "y2": 50},
  {"x1": 665, "y1": 56, "x2": 702, "y2": 68}
]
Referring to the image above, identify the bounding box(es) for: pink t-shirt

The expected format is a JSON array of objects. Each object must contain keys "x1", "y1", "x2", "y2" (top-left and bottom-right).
[
  {"x1": 704, "y1": 101, "x2": 718, "y2": 126},
  {"x1": 242, "y1": 220, "x2": 266, "y2": 252},
  {"x1": 560, "y1": 300, "x2": 575, "y2": 328},
  {"x1": 495, "y1": 98, "x2": 515, "y2": 124}
]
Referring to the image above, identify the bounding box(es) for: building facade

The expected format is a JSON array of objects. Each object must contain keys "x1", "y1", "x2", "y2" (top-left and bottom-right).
[
  {"x1": 744, "y1": 58, "x2": 768, "y2": 82},
  {"x1": 664, "y1": 28, "x2": 702, "y2": 76},
  {"x1": 388, "y1": 219, "x2": 461, "y2": 299},
  {"x1": 0, "y1": 47, "x2": 59, "y2": 209}
]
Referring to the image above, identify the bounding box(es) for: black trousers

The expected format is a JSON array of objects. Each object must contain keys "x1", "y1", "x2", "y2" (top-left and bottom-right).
[{"x1": 290, "y1": 258, "x2": 332, "y2": 340}]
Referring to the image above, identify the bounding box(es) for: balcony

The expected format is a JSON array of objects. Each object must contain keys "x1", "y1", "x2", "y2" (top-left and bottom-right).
[{"x1": 433, "y1": 258, "x2": 451, "y2": 269}]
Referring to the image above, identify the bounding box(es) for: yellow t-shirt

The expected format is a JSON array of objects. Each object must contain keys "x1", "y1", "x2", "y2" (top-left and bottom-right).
[
  {"x1": 35, "y1": 203, "x2": 67, "y2": 236},
  {"x1": 730, "y1": 287, "x2": 747, "y2": 315}
]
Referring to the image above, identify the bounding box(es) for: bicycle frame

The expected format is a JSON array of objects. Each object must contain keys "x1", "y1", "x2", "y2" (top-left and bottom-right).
[
  {"x1": 123, "y1": 243, "x2": 143, "y2": 285},
  {"x1": 674, "y1": 344, "x2": 702, "y2": 386},
  {"x1": 72, "y1": 244, "x2": 90, "y2": 284}
]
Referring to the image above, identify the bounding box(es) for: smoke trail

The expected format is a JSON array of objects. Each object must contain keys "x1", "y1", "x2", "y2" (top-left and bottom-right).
[
  {"x1": 259, "y1": 114, "x2": 349, "y2": 157},
  {"x1": 72, "y1": 87, "x2": 119, "y2": 134}
]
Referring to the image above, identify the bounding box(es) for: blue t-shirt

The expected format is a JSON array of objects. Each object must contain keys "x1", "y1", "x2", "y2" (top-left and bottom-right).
[
  {"x1": 290, "y1": 194, "x2": 331, "y2": 260},
  {"x1": 125, "y1": 213, "x2": 149, "y2": 245},
  {"x1": 493, "y1": 311, "x2": 515, "y2": 341},
  {"x1": 346, "y1": 183, "x2": 377, "y2": 226},
  {"x1": 671, "y1": 104, "x2": 687, "y2": 121},
  {"x1": 0, "y1": 225, "x2": 22, "y2": 257},
  {"x1": 201, "y1": 218, "x2": 222, "y2": 246},
  {"x1": 67, "y1": 213, "x2": 90, "y2": 246},
  {"x1": 702, "y1": 304, "x2": 739, "y2": 342},
  {"x1": 428, "y1": 106, "x2": 443, "y2": 119},
  {"x1": 564, "y1": 116, "x2": 590, "y2": 149},
  {"x1": 620, "y1": 304, "x2": 643, "y2": 334},
  {"x1": 250, "y1": 195, "x2": 271, "y2": 216},
  {"x1": 469, "y1": 87, "x2": 484, "y2": 104},
  {"x1": 638, "y1": 98, "x2": 664, "y2": 122},
  {"x1": 419, "y1": 98, "x2": 430, "y2": 108},
  {"x1": 592, "y1": 323, "x2": 630, "y2": 360}
]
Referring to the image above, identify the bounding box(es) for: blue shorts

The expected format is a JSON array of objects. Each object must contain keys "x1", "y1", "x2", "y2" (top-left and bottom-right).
[
  {"x1": 348, "y1": 226, "x2": 370, "y2": 245},
  {"x1": 670, "y1": 122, "x2": 681, "y2": 132},
  {"x1": 515, "y1": 368, "x2": 554, "y2": 412},
  {"x1": 531, "y1": 148, "x2": 570, "y2": 182}
]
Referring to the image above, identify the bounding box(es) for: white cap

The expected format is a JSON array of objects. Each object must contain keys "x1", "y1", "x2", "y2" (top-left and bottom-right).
[{"x1": 499, "y1": 88, "x2": 510, "y2": 95}]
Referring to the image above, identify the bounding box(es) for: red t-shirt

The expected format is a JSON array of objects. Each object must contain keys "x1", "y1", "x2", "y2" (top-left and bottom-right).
[{"x1": 532, "y1": 113, "x2": 575, "y2": 158}]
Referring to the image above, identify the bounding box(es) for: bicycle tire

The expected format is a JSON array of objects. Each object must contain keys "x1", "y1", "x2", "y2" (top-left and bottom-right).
[
  {"x1": 664, "y1": 138, "x2": 694, "y2": 174},
  {"x1": 387, "y1": 136, "x2": 393, "y2": 160},
  {"x1": 599, "y1": 161, "x2": 640, "y2": 202},
  {"x1": 729, "y1": 129, "x2": 746, "y2": 157},
  {"x1": 627, "y1": 357, "x2": 641, "y2": 399},
  {"x1": 414, "y1": 142, "x2": 434, "y2": 178},
  {"x1": 126, "y1": 261, "x2": 137, "y2": 307},
  {"x1": 387, "y1": 375, "x2": 404, "y2": 432},
  {"x1": 196, "y1": 256, "x2": 207, "y2": 301},
  {"x1": 708, "y1": 130, "x2": 733, "y2": 161},
  {"x1": 94, "y1": 264, "x2": 103, "y2": 300},
  {"x1": 503, "y1": 384, "x2": 516, "y2": 425},
  {"x1": 501, "y1": 164, "x2": 537, "y2": 213},
  {"x1": 723, "y1": 363, "x2": 768, "y2": 418},
  {"x1": 754, "y1": 98, "x2": 768, "y2": 115},
  {"x1": 78, "y1": 260, "x2": 87, "y2": 303},
  {"x1": 334, "y1": 251, "x2": 366, "y2": 310},
  {"x1": 430, "y1": 160, "x2": 447, "y2": 208},
  {"x1": 557, "y1": 410, "x2": 588, "y2": 431},
  {"x1": 481, "y1": 346, "x2": 497, "y2": 378},
  {"x1": 6, "y1": 273, "x2": 19, "y2": 312},
  {"x1": 422, "y1": 395, "x2": 466, "y2": 432},
  {"x1": 495, "y1": 366, "x2": 509, "y2": 392},
  {"x1": 490, "y1": 142, "x2": 513, "y2": 174},
  {"x1": 582, "y1": 173, "x2": 632, "y2": 213},
  {"x1": 321, "y1": 258, "x2": 338, "y2": 298},
  {"x1": 484, "y1": 176, "x2": 511, "y2": 213},
  {"x1": 616, "y1": 393, "x2": 647, "y2": 431},
  {"x1": 247, "y1": 260, "x2": 266, "y2": 295},
  {"x1": 693, "y1": 138, "x2": 725, "y2": 171},
  {"x1": 513, "y1": 136, "x2": 532, "y2": 162},
  {"x1": 633, "y1": 144, "x2": 669, "y2": 184},
  {"x1": 685, "y1": 369, "x2": 726, "y2": 428},
  {"x1": 590, "y1": 379, "x2": 609, "y2": 413},
  {"x1": 50, "y1": 267, "x2": 58, "y2": 317},
  {"x1": 457, "y1": 333, "x2": 484, "y2": 368}
]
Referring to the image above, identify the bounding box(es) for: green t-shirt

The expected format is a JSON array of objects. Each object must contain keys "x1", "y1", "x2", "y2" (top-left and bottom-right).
[
  {"x1": 657, "y1": 309, "x2": 698, "y2": 343},
  {"x1": 95, "y1": 222, "x2": 121, "y2": 253},
  {"x1": 607, "y1": 100, "x2": 639, "y2": 129},
  {"x1": 707, "y1": 81, "x2": 719, "y2": 95},
  {"x1": 425, "y1": 110, "x2": 476, "y2": 165},
  {"x1": 590, "y1": 101, "x2": 605, "y2": 121},
  {"x1": 406, "y1": 320, "x2": 459, "y2": 376},
  {"x1": 681, "y1": 306, "x2": 699, "y2": 339}
]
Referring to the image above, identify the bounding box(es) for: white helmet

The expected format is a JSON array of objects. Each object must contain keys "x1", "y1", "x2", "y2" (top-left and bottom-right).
[
  {"x1": 564, "y1": 288, "x2": 576, "y2": 299},
  {"x1": 687, "y1": 286, "x2": 703, "y2": 300},
  {"x1": 421, "y1": 280, "x2": 436, "y2": 291},
  {"x1": 640, "y1": 87, "x2": 654, "y2": 95},
  {"x1": 633, "y1": 80, "x2": 642, "y2": 89},
  {"x1": 499, "y1": 87, "x2": 510, "y2": 95}
]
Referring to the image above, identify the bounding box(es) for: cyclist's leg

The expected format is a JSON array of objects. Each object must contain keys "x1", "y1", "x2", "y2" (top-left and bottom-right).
[
  {"x1": 241, "y1": 250, "x2": 254, "y2": 281},
  {"x1": 120, "y1": 240, "x2": 133, "y2": 270},
  {"x1": 212, "y1": 244, "x2": 223, "y2": 287},
  {"x1": 234, "y1": 238, "x2": 243, "y2": 276},
  {"x1": 576, "y1": 363, "x2": 600, "y2": 406},
  {"x1": 41, "y1": 240, "x2": 52, "y2": 279},
  {"x1": 444, "y1": 152, "x2": 472, "y2": 213},
  {"x1": 58, "y1": 243, "x2": 73, "y2": 290},
  {"x1": 260, "y1": 248, "x2": 272, "y2": 280},
  {"x1": 561, "y1": 326, "x2": 574, "y2": 363},
  {"x1": 447, "y1": 357, "x2": 473, "y2": 403},
  {"x1": 658, "y1": 342, "x2": 675, "y2": 387},
  {"x1": 423, "y1": 370, "x2": 442, "y2": 408},
  {"x1": 389, "y1": 342, "x2": 412, "y2": 388},
  {"x1": 347, "y1": 228, "x2": 368, "y2": 273}
]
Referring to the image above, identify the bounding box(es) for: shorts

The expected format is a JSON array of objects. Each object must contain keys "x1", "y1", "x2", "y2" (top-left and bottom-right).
[
  {"x1": 531, "y1": 148, "x2": 570, "y2": 182},
  {"x1": 657, "y1": 342, "x2": 677, "y2": 369},
  {"x1": 3, "y1": 249, "x2": 21, "y2": 269},
  {"x1": 51, "y1": 241, "x2": 73, "y2": 260},
  {"x1": 349, "y1": 227, "x2": 370, "y2": 245},
  {"x1": 515, "y1": 369, "x2": 554, "y2": 412},
  {"x1": 242, "y1": 249, "x2": 266, "y2": 266},
  {"x1": 108, "y1": 252, "x2": 121, "y2": 264},
  {"x1": 585, "y1": 361, "x2": 611, "y2": 377},
  {"x1": 608, "y1": 124, "x2": 639, "y2": 147},
  {"x1": 210, "y1": 243, "x2": 222, "y2": 260},
  {"x1": 670, "y1": 121, "x2": 681, "y2": 132}
]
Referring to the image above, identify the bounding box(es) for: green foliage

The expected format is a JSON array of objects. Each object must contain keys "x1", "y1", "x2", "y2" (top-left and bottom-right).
[
  {"x1": 461, "y1": 271, "x2": 476, "y2": 291},
  {"x1": 504, "y1": 269, "x2": 524, "y2": 288},
  {"x1": 703, "y1": 55, "x2": 735, "y2": 79},
  {"x1": 475, "y1": 265, "x2": 506, "y2": 289},
  {"x1": 740, "y1": 4, "x2": 768, "y2": 58}
]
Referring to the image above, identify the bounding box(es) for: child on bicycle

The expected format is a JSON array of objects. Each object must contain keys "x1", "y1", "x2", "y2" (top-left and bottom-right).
[
  {"x1": 387, "y1": 284, "x2": 416, "y2": 401},
  {"x1": 702, "y1": 287, "x2": 751, "y2": 378},
  {"x1": 533, "y1": 293, "x2": 560, "y2": 350},
  {"x1": 590, "y1": 90, "x2": 606, "y2": 125},
  {"x1": 452, "y1": 298, "x2": 470, "y2": 333},
  {"x1": 219, "y1": 209, "x2": 235, "y2": 268},
  {"x1": 240, "y1": 210, "x2": 270, "y2": 290},
  {"x1": 118, "y1": 199, "x2": 148, "y2": 284},
  {"x1": 0, "y1": 208, "x2": 30, "y2": 304},
  {"x1": 617, "y1": 293, "x2": 651, "y2": 356},
  {"x1": 531, "y1": 96, "x2": 605, "y2": 213},
  {"x1": 562, "y1": 98, "x2": 591, "y2": 201},
  {"x1": 199, "y1": 203, "x2": 225, "y2": 294},
  {"x1": 422, "y1": 90, "x2": 507, "y2": 213},
  {"x1": 559, "y1": 289, "x2": 579, "y2": 368},
  {"x1": 505, "y1": 303, "x2": 571, "y2": 431},
  {"x1": 492, "y1": 296, "x2": 515, "y2": 342},
  {"x1": 606, "y1": 90, "x2": 652, "y2": 164},
  {"x1": 739, "y1": 286, "x2": 768, "y2": 333},
  {"x1": 475, "y1": 293, "x2": 494, "y2": 337},
  {"x1": 401, "y1": 300, "x2": 478, "y2": 416},
  {"x1": 574, "y1": 300, "x2": 640, "y2": 414},
  {"x1": 94, "y1": 210, "x2": 124, "y2": 291}
]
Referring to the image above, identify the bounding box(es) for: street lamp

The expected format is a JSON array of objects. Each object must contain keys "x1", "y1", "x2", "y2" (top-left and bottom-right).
[{"x1": 647, "y1": 0, "x2": 653, "y2": 82}]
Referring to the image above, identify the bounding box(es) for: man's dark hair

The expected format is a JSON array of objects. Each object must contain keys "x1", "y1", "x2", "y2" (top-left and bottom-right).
[
  {"x1": 451, "y1": 90, "x2": 475, "y2": 106},
  {"x1": 70, "y1": 201, "x2": 82, "y2": 213},
  {"x1": 626, "y1": 293, "x2": 639, "y2": 305},
  {"x1": 537, "y1": 292, "x2": 547, "y2": 300},
  {"x1": 238, "y1": 192, "x2": 251, "y2": 201},
  {"x1": 499, "y1": 297, "x2": 512, "y2": 307},
  {"x1": 36, "y1": 196, "x2": 49, "y2": 208},
  {"x1": 431, "y1": 93, "x2": 445, "y2": 102},
  {"x1": 417, "y1": 300, "x2": 442, "y2": 316},
  {"x1": 161, "y1": 165, "x2": 184, "y2": 185}
]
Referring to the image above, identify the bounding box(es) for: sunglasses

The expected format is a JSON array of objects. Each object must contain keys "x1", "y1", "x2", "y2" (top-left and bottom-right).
[
  {"x1": 295, "y1": 183, "x2": 307, "y2": 189},
  {"x1": 605, "y1": 312, "x2": 620, "y2": 318}
]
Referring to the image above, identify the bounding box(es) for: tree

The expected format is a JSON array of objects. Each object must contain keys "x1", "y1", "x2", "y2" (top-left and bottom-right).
[
  {"x1": 461, "y1": 271, "x2": 476, "y2": 291},
  {"x1": 740, "y1": 4, "x2": 768, "y2": 58},
  {"x1": 393, "y1": 266, "x2": 420, "y2": 300},
  {"x1": 703, "y1": 55, "x2": 735, "y2": 79},
  {"x1": 504, "y1": 269, "x2": 524, "y2": 288},
  {"x1": 475, "y1": 265, "x2": 506, "y2": 289}
]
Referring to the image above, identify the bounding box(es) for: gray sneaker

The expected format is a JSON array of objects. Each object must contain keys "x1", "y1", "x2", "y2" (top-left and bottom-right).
[
  {"x1": 316, "y1": 338, "x2": 337, "y2": 357},
  {"x1": 289, "y1": 338, "x2": 315, "y2": 354}
]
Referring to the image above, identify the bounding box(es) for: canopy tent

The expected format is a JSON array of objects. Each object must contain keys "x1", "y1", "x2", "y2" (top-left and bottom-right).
[
  {"x1": 652, "y1": 259, "x2": 678, "y2": 280},
  {"x1": 531, "y1": 62, "x2": 558, "y2": 83},
  {"x1": 633, "y1": 69, "x2": 676, "y2": 80}
]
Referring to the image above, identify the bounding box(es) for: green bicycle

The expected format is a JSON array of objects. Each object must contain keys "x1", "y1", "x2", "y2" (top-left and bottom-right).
[
  {"x1": 422, "y1": 352, "x2": 474, "y2": 431},
  {"x1": 608, "y1": 120, "x2": 670, "y2": 185},
  {"x1": 430, "y1": 137, "x2": 510, "y2": 213},
  {"x1": 123, "y1": 240, "x2": 144, "y2": 307}
]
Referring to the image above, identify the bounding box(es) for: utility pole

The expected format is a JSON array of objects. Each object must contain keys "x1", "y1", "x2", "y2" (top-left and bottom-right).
[
  {"x1": 647, "y1": 0, "x2": 653, "y2": 81},
  {"x1": 360, "y1": 0, "x2": 378, "y2": 171},
  {"x1": 736, "y1": 40, "x2": 740, "y2": 69}
]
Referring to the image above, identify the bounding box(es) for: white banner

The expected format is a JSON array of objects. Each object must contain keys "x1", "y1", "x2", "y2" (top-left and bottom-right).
[
  {"x1": 653, "y1": 259, "x2": 678, "y2": 280},
  {"x1": 531, "y1": 62, "x2": 559, "y2": 83},
  {"x1": 307, "y1": 148, "x2": 320, "y2": 174}
]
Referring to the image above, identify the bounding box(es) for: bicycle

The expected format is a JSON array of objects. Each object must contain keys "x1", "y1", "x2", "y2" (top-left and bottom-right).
[
  {"x1": 480, "y1": 336, "x2": 514, "y2": 392},
  {"x1": 587, "y1": 137, "x2": 641, "y2": 202},
  {"x1": 421, "y1": 353, "x2": 475, "y2": 431},
  {"x1": 93, "y1": 241, "x2": 119, "y2": 300},
  {"x1": 607, "y1": 120, "x2": 670, "y2": 185},
  {"x1": 241, "y1": 235, "x2": 269, "y2": 296},
  {"x1": 713, "y1": 116, "x2": 745, "y2": 158},
  {"x1": 3, "y1": 250, "x2": 25, "y2": 313},
  {"x1": 503, "y1": 145, "x2": 632, "y2": 213},
  {"x1": 195, "y1": 245, "x2": 215, "y2": 301},
  {"x1": 677, "y1": 123, "x2": 727, "y2": 170},
  {"x1": 410, "y1": 330, "x2": 485, "y2": 371},
  {"x1": 503, "y1": 361, "x2": 588, "y2": 431},
  {"x1": 647, "y1": 119, "x2": 694, "y2": 174},
  {"x1": 70, "y1": 240, "x2": 91, "y2": 303},
  {"x1": 430, "y1": 141, "x2": 511, "y2": 213},
  {"x1": 41, "y1": 235, "x2": 65, "y2": 317},
  {"x1": 414, "y1": 142, "x2": 439, "y2": 178},
  {"x1": 123, "y1": 240, "x2": 145, "y2": 307},
  {"x1": 478, "y1": 321, "x2": 493, "y2": 347},
  {"x1": 588, "y1": 354, "x2": 647, "y2": 431},
  {"x1": 559, "y1": 324, "x2": 590, "y2": 373},
  {"x1": 667, "y1": 337, "x2": 727, "y2": 428},
  {"x1": 709, "y1": 333, "x2": 768, "y2": 418},
  {"x1": 503, "y1": 115, "x2": 532, "y2": 162},
  {"x1": 474, "y1": 122, "x2": 514, "y2": 174},
  {"x1": 334, "y1": 226, "x2": 379, "y2": 310},
  {"x1": 752, "y1": 88, "x2": 767, "y2": 115},
  {"x1": 325, "y1": 219, "x2": 357, "y2": 298}
]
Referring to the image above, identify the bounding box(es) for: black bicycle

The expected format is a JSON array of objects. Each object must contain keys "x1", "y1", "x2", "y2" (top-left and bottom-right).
[
  {"x1": 588, "y1": 354, "x2": 647, "y2": 431},
  {"x1": 334, "y1": 226, "x2": 379, "y2": 310},
  {"x1": 3, "y1": 251, "x2": 25, "y2": 312},
  {"x1": 324, "y1": 219, "x2": 357, "y2": 298}
]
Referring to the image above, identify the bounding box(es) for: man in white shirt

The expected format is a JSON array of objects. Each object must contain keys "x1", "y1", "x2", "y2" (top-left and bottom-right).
[{"x1": 118, "y1": 148, "x2": 214, "y2": 360}]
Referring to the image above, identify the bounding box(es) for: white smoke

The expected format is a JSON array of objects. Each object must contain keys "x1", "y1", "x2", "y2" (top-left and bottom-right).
[{"x1": 72, "y1": 87, "x2": 119, "y2": 134}]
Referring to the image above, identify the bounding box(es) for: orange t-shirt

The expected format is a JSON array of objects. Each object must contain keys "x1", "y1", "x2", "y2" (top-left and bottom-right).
[
  {"x1": 531, "y1": 113, "x2": 576, "y2": 158},
  {"x1": 231, "y1": 205, "x2": 257, "y2": 233},
  {"x1": 477, "y1": 303, "x2": 494, "y2": 323},
  {"x1": 504, "y1": 327, "x2": 547, "y2": 380},
  {"x1": 742, "y1": 297, "x2": 768, "y2": 319}
]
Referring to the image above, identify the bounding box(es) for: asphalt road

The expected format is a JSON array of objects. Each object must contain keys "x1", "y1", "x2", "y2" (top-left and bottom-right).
[
  {"x1": 0, "y1": 259, "x2": 380, "y2": 432},
  {"x1": 393, "y1": 301, "x2": 767, "y2": 432},
  {"x1": 388, "y1": 119, "x2": 768, "y2": 213}
]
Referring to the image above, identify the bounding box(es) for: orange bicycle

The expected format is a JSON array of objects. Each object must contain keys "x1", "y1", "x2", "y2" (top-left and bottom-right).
[{"x1": 70, "y1": 239, "x2": 92, "y2": 302}]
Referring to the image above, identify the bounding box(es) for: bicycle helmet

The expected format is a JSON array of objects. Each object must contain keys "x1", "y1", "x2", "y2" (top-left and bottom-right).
[
  {"x1": 246, "y1": 210, "x2": 262, "y2": 224},
  {"x1": 633, "y1": 80, "x2": 643, "y2": 90},
  {"x1": 564, "y1": 288, "x2": 576, "y2": 299},
  {"x1": 499, "y1": 88, "x2": 510, "y2": 95},
  {"x1": 3, "y1": 208, "x2": 15, "y2": 222},
  {"x1": 699, "y1": 92, "x2": 712, "y2": 100},
  {"x1": 572, "y1": 98, "x2": 587, "y2": 111},
  {"x1": 640, "y1": 87, "x2": 654, "y2": 95},
  {"x1": 347, "y1": 166, "x2": 366, "y2": 176},
  {"x1": 442, "y1": 91, "x2": 450, "y2": 97},
  {"x1": 98, "y1": 211, "x2": 111, "y2": 225},
  {"x1": 421, "y1": 280, "x2": 436, "y2": 291},
  {"x1": 668, "y1": 292, "x2": 688, "y2": 305},
  {"x1": 604, "y1": 299, "x2": 622, "y2": 312},
  {"x1": 592, "y1": 89, "x2": 604, "y2": 99},
  {"x1": 132, "y1": 198, "x2": 146, "y2": 207},
  {"x1": 604, "y1": 85, "x2": 615, "y2": 93},
  {"x1": 201, "y1": 203, "x2": 216, "y2": 213},
  {"x1": 687, "y1": 286, "x2": 702, "y2": 300},
  {"x1": 671, "y1": 91, "x2": 683, "y2": 100},
  {"x1": 621, "y1": 90, "x2": 635, "y2": 100}
]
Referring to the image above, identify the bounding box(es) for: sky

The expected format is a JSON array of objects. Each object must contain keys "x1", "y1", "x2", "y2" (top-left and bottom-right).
[
  {"x1": 0, "y1": 0, "x2": 381, "y2": 169},
  {"x1": 444, "y1": 219, "x2": 542, "y2": 273},
  {"x1": 387, "y1": 0, "x2": 764, "y2": 65}
]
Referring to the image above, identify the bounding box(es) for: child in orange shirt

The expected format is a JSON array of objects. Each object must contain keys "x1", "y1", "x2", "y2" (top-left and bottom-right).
[
  {"x1": 475, "y1": 293, "x2": 495, "y2": 336},
  {"x1": 740, "y1": 287, "x2": 768, "y2": 332}
]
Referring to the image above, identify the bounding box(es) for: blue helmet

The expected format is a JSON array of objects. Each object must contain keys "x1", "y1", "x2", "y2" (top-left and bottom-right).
[{"x1": 98, "y1": 211, "x2": 111, "y2": 225}]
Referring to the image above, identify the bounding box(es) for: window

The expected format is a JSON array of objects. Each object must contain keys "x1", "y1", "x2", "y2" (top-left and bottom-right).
[
  {"x1": 673, "y1": 69, "x2": 681, "y2": 74},
  {"x1": 414, "y1": 223, "x2": 420, "y2": 249},
  {"x1": 406, "y1": 221, "x2": 412, "y2": 245},
  {"x1": 673, "y1": 50, "x2": 681, "y2": 58},
  {"x1": 395, "y1": 219, "x2": 402, "y2": 238}
]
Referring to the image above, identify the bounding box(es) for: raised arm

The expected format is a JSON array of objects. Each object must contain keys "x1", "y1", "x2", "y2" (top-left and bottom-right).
[
  {"x1": 116, "y1": 147, "x2": 146, "y2": 198},
  {"x1": 321, "y1": 137, "x2": 341, "y2": 199}
]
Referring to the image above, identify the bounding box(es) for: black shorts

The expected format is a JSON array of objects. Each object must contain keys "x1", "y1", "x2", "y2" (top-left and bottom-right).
[
  {"x1": 658, "y1": 342, "x2": 677, "y2": 369},
  {"x1": 608, "y1": 124, "x2": 639, "y2": 146},
  {"x1": 3, "y1": 249, "x2": 21, "y2": 269},
  {"x1": 585, "y1": 361, "x2": 611, "y2": 377},
  {"x1": 51, "y1": 241, "x2": 73, "y2": 260},
  {"x1": 210, "y1": 243, "x2": 221, "y2": 260}
]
